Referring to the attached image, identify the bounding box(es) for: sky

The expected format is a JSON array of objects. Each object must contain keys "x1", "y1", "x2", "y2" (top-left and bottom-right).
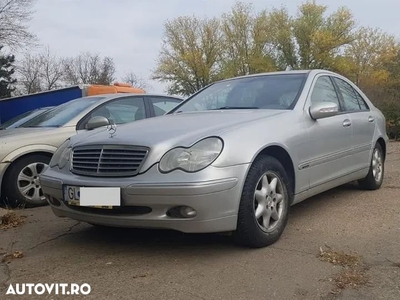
[{"x1": 24, "y1": 0, "x2": 400, "y2": 93}]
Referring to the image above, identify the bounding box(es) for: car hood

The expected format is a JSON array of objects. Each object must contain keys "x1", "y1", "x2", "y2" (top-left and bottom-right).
[
  {"x1": 0, "y1": 127, "x2": 56, "y2": 139},
  {"x1": 70, "y1": 110, "x2": 288, "y2": 167},
  {"x1": 0, "y1": 127, "x2": 76, "y2": 160}
]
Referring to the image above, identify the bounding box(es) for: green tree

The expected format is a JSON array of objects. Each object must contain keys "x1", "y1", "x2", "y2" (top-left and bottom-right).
[
  {"x1": 263, "y1": 7, "x2": 297, "y2": 70},
  {"x1": 292, "y1": 1, "x2": 355, "y2": 69},
  {"x1": 376, "y1": 49, "x2": 400, "y2": 140},
  {"x1": 333, "y1": 27, "x2": 399, "y2": 113},
  {"x1": 152, "y1": 0, "x2": 400, "y2": 133},
  {"x1": 341, "y1": 27, "x2": 398, "y2": 87},
  {"x1": 0, "y1": 45, "x2": 17, "y2": 98},
  {"x1": 268, "y1": 1, "x2": 355, "y2": 70},
  {"x1": 152, "y1": 16, "x2": 223, "y2": 96},
  {"x1": 219, "y1": 2, "x2": 276, "y2": 77}
]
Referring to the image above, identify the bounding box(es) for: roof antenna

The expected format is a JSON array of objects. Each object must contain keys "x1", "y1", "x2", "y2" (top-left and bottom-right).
[{"x1": 285, "y1": 65, "x2": 293, "y2": 71}]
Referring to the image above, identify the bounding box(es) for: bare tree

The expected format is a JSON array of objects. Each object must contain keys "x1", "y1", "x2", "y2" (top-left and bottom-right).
[
  {"x1": 0, "y1": 0, "x2": 38, "y2": 50},
  {"x1": 39, "y1": 46, "x2": 65, "y2": 90},
  {"x1": 97, "y1": 56, "x2": 115, "y2": 86},
  {"x1": 16, "y1": 52, "x2": 42, "y2": 94},
  {"x1": 15, "y1": 46, "x2": 66, "y2": 94},
  {"x1": 63, "y1": 52, "x2": 116, "y2": 85},
  {"x1": 122, "y1": 72, "x2": 151, "y2": 91}
]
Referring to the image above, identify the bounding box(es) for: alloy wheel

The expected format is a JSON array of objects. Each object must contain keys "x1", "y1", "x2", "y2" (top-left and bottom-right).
[
  {"x1": 17, "y1": 162, "x2": 48, "y2": 203},
  {"x1": 254, "y1": 172, "x2": 286, "y2": 232}
]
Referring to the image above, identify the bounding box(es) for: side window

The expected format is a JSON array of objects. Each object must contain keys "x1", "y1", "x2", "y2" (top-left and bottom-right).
[
  {"x1": 150, "y1": 97, "x2": 181, "y2": 116},
  {"x1": 354, "y1": 90, "x2": 369, "y2": 110},
  {"x1": 89, "y1": 97, "x2": 146, "y2": 125},
  {"x1": 332, "y1": 78, "x2": 361, "y2": 112},
  {"x1": 310, "y1": 76, "x2": 341, "y2": 107}
]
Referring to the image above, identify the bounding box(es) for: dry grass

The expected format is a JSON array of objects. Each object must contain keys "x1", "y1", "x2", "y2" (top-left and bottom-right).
[
  {"x1": 132, "y1": 273, "x2": 151, "y2": 279},
  {"x1": 0, "y1": 211, "x2": 26, "y2": 229},
  {"x1": 334, "y1": 269, "x2": 369, "y2": 289},
  {"x1": 1, "y1": 251, "x2": 24, "y2": 263},
  {"x1": 319, "y1": 248, "x2": 362, "y2": 268},
  {"x1": 319, "y1": 247, "x2": 369, "y2": 291}
]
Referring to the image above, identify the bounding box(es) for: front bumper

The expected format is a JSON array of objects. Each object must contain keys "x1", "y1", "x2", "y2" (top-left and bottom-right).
[
  {"x1": 40, "y1": 164, "x2": 250, "y2": 233},
  {"x1": 0, "y1": 162, "x2": 10, "y2": 199}
]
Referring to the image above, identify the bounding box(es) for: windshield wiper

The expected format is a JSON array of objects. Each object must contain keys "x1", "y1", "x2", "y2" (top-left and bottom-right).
[{"x1": 212, "y1": 106, "x2": 259, "y2": 110}]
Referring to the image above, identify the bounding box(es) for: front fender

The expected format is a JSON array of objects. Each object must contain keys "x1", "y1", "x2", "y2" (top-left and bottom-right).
[{"x1": 1, "y1": 144, "x2": 57, "y2": 163}]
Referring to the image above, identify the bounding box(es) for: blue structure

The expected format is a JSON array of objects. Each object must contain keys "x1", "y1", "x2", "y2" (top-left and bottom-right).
[{"x1": 0, "y1": 86, "x2": 84, "y2": 124}]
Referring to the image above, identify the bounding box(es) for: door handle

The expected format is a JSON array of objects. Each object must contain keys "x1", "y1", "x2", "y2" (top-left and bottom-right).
[
  {"x1": 342, "y1": 119, "x2": 351, "y2": 127},
  {"x1": 368, "y1": 116, "x2": 375, "y2": 123}
]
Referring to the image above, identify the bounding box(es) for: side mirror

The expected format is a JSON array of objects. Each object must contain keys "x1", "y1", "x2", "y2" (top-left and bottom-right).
[
  {"x1": 309, "y1": 102, "x2": 339, "y2": 120},
  {"x1": 86, "y1": 116, "x2": 110, "y2": 130}
]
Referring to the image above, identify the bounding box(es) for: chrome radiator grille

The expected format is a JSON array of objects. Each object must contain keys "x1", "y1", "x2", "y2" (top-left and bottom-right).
[{"x1": 71, "y1": 145, "x2": 149, "y2": 177}]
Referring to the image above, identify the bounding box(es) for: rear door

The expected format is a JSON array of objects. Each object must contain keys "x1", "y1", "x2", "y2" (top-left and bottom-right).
[{"x1": 331, "y1": 76, "x2": 375, "y2": 171}]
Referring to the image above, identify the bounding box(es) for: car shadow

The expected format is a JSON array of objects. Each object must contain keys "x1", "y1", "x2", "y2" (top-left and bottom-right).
[{"x1": 58, "y1": 182, "x2": 367, "y2": 252}]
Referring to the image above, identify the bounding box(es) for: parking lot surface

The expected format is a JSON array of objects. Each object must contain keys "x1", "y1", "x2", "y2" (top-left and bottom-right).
[{"x1": 1, "y1": 142, "x2": 400, "y2": 300}]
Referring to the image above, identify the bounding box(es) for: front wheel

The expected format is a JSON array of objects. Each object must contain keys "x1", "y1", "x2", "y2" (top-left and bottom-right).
[
  {"x1": 4, "y1": 154, "x2": 51, "y2": 207},
  {"x1": 234, "y1": 155, "x2": 291, "y2": 248},
  {"x1": 358, "y1": 143, "x2": 385, "y2": 190}
]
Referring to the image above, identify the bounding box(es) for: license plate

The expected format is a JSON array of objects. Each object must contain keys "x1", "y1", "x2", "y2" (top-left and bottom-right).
[{"x1": 63, "y1": 186, "x2": 121, "y2": 209}]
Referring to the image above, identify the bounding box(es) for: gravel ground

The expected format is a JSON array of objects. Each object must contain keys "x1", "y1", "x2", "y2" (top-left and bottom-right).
[{"x1": 1, "y1": 142, "x2": 399, "y2": 300}]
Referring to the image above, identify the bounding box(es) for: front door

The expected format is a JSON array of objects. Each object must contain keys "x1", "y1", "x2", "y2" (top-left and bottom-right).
[
  {"x1": 301, "y1": 75, "x2": 354, "y2": 190},
  {"x1": 76, "y1": 96, "x2": 147, "y2": 132}
]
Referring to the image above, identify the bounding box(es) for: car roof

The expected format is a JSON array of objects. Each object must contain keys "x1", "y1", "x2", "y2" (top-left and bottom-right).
[
  {"x1": 215, "y1": 69, "x2": 340, "y2": 83},
  {"x1": 81, "y1": 93, "x2": 184, "y2": 101}
]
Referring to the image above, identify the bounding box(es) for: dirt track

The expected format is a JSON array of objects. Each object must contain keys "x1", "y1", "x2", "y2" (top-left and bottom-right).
[{"x1": 1, "y1": 142, "x2": 400, "y2": 300}]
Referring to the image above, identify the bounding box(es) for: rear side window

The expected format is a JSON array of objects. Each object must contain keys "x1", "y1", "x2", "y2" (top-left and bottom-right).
[
  {"x1": 332, "y1": 77, "x2": 369, "y2": 112},
  {"x1": 354, "y1": 90, "x2": 369, "y2": 110},
  {"x1": 150, "y1": 97, "x2": 181, "y2": 116}
]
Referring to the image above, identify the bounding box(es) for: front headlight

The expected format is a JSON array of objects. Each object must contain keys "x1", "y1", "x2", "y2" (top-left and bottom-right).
[
  {"x1": 159, "y1": 137, "x2": 223, "y2": 173},
  {"x1": 58, "y1": 147, "x2": 72, "y2": 169},
  {"x1": 49, "y1": 139, "x2": 71, "y2": 168}
]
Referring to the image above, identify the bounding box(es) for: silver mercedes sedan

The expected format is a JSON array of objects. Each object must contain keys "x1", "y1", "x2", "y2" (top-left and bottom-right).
[{"x1": 40, "y1": 70, "x2": 389, "y2": 248}]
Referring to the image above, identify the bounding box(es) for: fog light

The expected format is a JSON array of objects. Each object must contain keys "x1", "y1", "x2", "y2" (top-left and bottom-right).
[
  {"x1": 167, "y1": 206, "x2": 197, "y2": 219},
  {"x1": 180, "y1": 206, "x2": 197, "y2": 218}
]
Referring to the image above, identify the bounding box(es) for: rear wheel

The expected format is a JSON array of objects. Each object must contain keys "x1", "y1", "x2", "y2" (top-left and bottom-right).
[
  {"x1": 4, "y1": 154, "x2": 50, "y2": 207},
  {"x1": 358, "y1": 143, "x2": 385, "y2": 190},
  {"x1": 234, "y1": 155, "x2": 291, "y2": 248}
]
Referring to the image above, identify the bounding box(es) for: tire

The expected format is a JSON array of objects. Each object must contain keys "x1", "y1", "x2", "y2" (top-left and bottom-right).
[
  {"x1": 4, "y1": 154, "x2": 51, "y2": 207},
  {"x1": 234, "y1": 155, "x2": 291, "y2": 248},
  {"x1": 358, "y1": 143, "x2": 385, "y2": 190}
]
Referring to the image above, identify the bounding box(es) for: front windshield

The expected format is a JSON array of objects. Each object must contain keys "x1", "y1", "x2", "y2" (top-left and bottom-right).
[
  {"x1": 173, "y1": 73, "x2": 307, "y2": 113},
  {"x1": 20, "y1": 97, "x2": 104, "y2": 128},
  {"x1": 0, "y1": 109, "x2": 40, "y2": 129}
]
